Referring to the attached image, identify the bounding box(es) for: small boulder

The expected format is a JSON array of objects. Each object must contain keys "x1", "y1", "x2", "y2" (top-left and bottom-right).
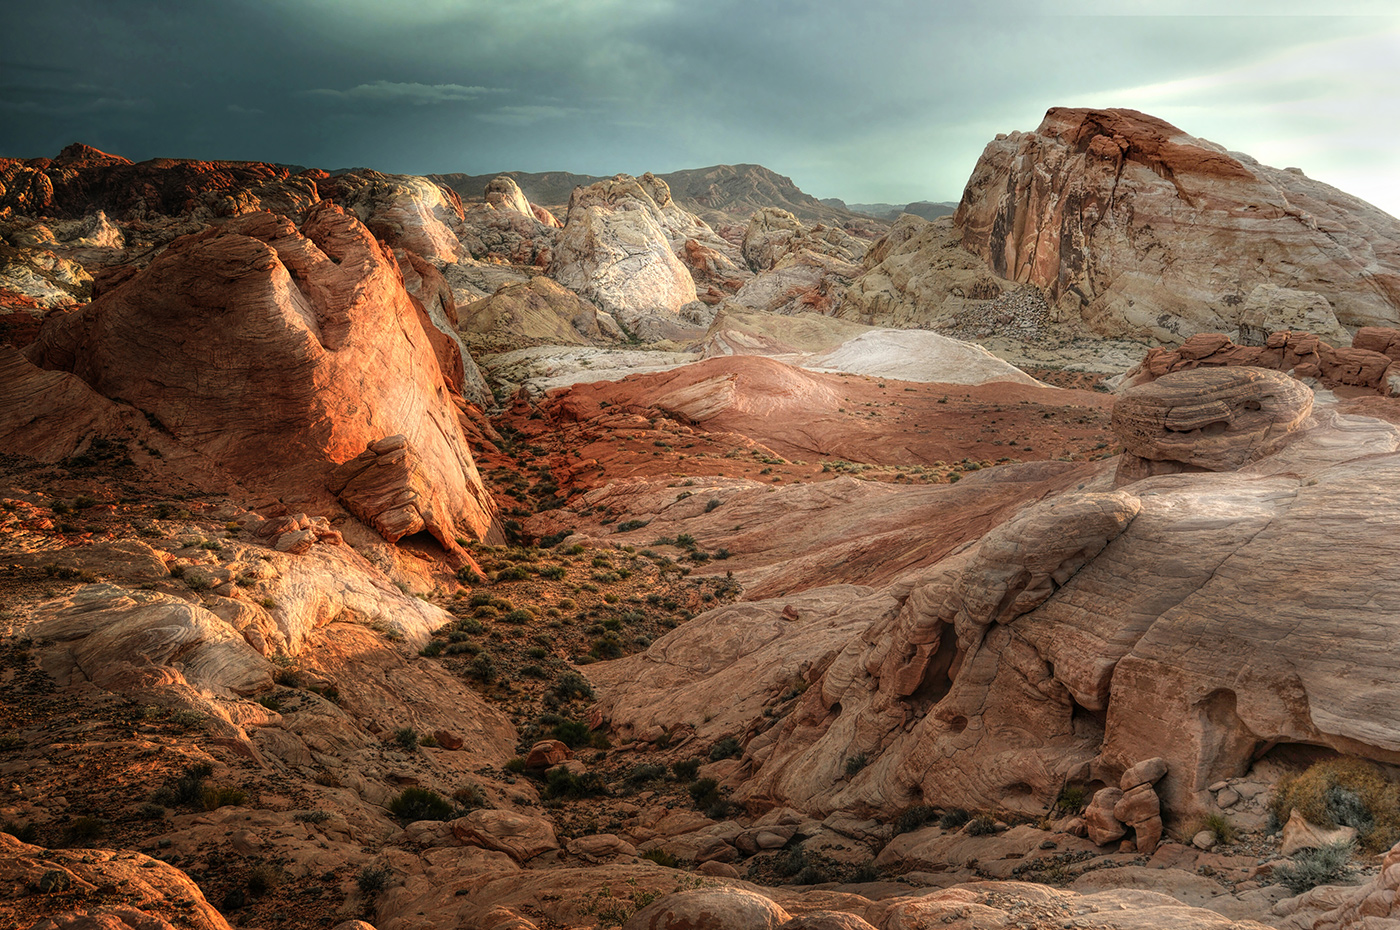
[
  {"x1": 1120, "y1": 758, "x2": 1168, "y2": 791},
  {"x1": 1113, "y1": 784, "x2": 1161, "y2": 825},
  {"x1": 1280, "y1": 809, "x2": 1358, "y2": 857},
  {"x1": 451, "y1": 809, "x2": 559, "y2": 863},
  {"x1": 524, "y1": 739, "x2": 572, "y2": 769},
  {"x1": 623, "y1": 888, "x2": 790, "y2": 930},
  {"x1": 1084, "y1": 787, "x2": 1127, "y2": 846}
]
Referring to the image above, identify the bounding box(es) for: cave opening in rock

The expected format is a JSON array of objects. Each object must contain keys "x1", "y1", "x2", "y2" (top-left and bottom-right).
[{"x1": 909, "y1": 624, "x2": 961, "y2": 712}]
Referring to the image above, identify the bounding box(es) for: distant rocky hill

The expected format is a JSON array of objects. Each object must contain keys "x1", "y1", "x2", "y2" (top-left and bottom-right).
[
  {"x1": 826, "y1": 198, "x2": 958, "y2": 222},
  {"x1": 434, "y1": 163, "x2": 873, "y2": 229}
]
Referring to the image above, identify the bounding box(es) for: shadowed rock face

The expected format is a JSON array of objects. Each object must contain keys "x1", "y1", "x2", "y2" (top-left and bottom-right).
[
  {"x1": 1111, "y1": 367, "x2": 1313, "y2": 483},
  {"x1": 24, "y1": 203, "x2": 500, "y2": 546},
  {"x1": 954, "y1": 107, "x2": 1400, "y2": 341}
]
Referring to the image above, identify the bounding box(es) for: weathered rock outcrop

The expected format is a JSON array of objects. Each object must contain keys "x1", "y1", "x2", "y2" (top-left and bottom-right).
[
  {"x1": 593, "y1": 376, "x2": 1400, "y2": 824},
  {"x1": 548, "y1": 175, "x2": 698, "y2": 315},
  {"x1": 1238, "y1": 284, "x2": 1351, "y2": 347},
  {"x1": 458, "y1": 275, "x2": 624, "y2": 353},
  {"x1": 1124, "y1": 330, "x2": 1400, "y2": 397},
  {"x1": 0, "y1": 832, "x2": 234, "y2": 930},
  {"x1": 24, "y1": 204, "x2": 499, "y2": 545},
  {"x1": 955, "y1": 107, "x2": 1400, "y2": 341},
  {"x1": 837, "y1": 215, "x2": 1011, "y2": 329},
  {"x1": 1111, "y1": 367, "x2": 1314, "y2": 483}
]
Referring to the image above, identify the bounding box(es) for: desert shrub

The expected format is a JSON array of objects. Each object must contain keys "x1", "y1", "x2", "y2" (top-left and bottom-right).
[
  {"x1": 137, "y1": 801, "x2": 167, "y2": 820},
  {"x1": 1193, "y1": 811, "x2": 1237, "y2": 845},
  {"x1": 704, "y1": 499, "x2": 721, "y2": 513},
  {"x1": 504, "y1": 757, "x2": 526, "y2": 774},
  {"x1": 0, "y1": 735, "x2": 24, "y2": 752},
  {"x1": 501, "y1": 608, "x2": 535, "y2": 625},
  {"x1": 246, "y1": 863, "x2": 282, "y2": 896},
  {"x1": 469, "y1": 592, "x2": 494, "y2": 607},
  {"x1": 420, "y1": 640, "x2": 445, "y2": 657},
  {"x1": 672, "y1": 759, "x2": 701, "y2": 782},
  {"x1": 357, "y1": 863, "x2": 392, "y2": 897},
  {"x1": 549, "y1": 719, "x2": 593, "y2": 749},
  {"x1": 616, "y1": 519, "x2": 649, "y2": 532},
  {"x1": 392, "y1": 728, "x2": 419, "y2": 751},
  {"x1": 1271, "y1": 758, "x2": 1400, "y2": 852},
  {"x1": 589, "y1": 633, "x2": 624, "y2": 659},
  {"x1": 495, "y1": 565, "x2": 531, "y2": 582},
  {"x1": 845, "y1": 752, "x2": 870, "y2": 777},
  {"x1": 257, "y1": 695, "x2": 282, "y2": 712},
  {"x1": 453, "y1": 783, "x2": 488, "y2": 811},
  {"x1": 293, "y1": 810, "x2": 330, "y2": 824},
  {"x1": 153, "y1": 762, "x2": 213, "y2": 807},
  {"x1": 387, "y1": 787, "x2": 453, "y2": 822},
  {"x1": 850, "y1": 861, "x2": 881, "y2": 883},
  {"x1": 455, "y1": 566, "x2": 483, "y2": 585},
  {"x1": 708, "y1": 737, "x2": 741, "y2": 762},
  {"x1": 468, "y1": 654, "x2": 496, "y2": 682},
  {"x1": 939, "y1": 808, "x2": 971, "y2": 829},
  {"x1": 689, "y1": 778, "x2": 721, "y2": 809},
  {"x1": 1055, "y1": 785, "x2": 1088, "y2": 814},
  {"x1": 775, "y1": 843, "x2": 811, "y2": 878},
  {"x1": 521, "y1": 664, "x2": 548, "y2": 679},
  {"x1": 640, "y1": 848, "x2": 678, "y2": 868},
  {"x1": 171, "y1": 710, "x2": 206, "y2": 730},
  {"x1": 200, "y1": 785, "x2": 247, "y2": 811},
  {"x1": 3, "y1": 820, "x2": 37, "y2": 842},
  {"x1": 64, "y1": 816, "x2": 106, "y2": 843},
  {"x1": 543, "y1": 767, "x2": 608, "y2": 800},
  {"x1": 966, "y1": 814, "x2": 998, "y2": 836},
  {"x1": 894, "y1": 805, "x2": 941, "y2": 834},
  {"x1": 625, "y1": 763, "x2": 668, "y2": 788},
  {"x1": 539, "y1": 565, "x2": 566, "y2": 580},
  {"x1": 551, "y1": 672, "x2": 595, "y2": 702},
  {"x1": 1272, "y1": 840, "x2": 1356, "y2": 893}
]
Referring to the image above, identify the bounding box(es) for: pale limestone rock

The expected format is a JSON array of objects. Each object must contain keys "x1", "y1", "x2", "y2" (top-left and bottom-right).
[
  {"x1": 1279, "y1": 809, "x2": 1359, "y2": 857},
  {"x1": 1239, "y1": 284, "x2": 1351, "y2": 347},
  {"x1": 549, "y1": 175, "x2": 697, "y2": 315}
]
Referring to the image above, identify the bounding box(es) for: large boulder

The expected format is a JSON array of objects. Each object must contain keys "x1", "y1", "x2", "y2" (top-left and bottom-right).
[
  {"x1": 1111, "y1": 367, "x2": 1314, "y2": 483},
  {"x1": 954, "y1": 107, "x2": 1400, "y2": 341},
  {"x1": 548, "y1": 175, "x2": 698, "y2": 315},
  {"x1": 24, "y1": 204, "x2": 500, "y2": 546}
]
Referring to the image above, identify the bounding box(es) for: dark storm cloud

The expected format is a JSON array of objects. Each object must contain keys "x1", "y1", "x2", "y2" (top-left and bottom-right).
[{"x1": 0, "y1": 0, "x2": 1395, "y2": 214}]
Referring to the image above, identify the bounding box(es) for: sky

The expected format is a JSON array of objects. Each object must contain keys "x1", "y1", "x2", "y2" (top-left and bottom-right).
[{"x1": 2, "y1": 0, "x2": 1398, "y2": 216}]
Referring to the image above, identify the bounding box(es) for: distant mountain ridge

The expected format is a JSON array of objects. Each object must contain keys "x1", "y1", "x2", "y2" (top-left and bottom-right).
[
  {"x1": 432, "y1": 163, "x2": 875, "y2": 229},
  {"x1": 825, "y1": 199, "x2": 959, "y2": 222}
]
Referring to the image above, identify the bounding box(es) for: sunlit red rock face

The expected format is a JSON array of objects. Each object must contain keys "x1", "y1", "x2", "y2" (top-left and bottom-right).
[
  {"x1": 955, "y1": 107, "x2": 1400, "y2": 341},
  {"x1": 24, "y1": 203, "x2": 500, "y2": 550}
]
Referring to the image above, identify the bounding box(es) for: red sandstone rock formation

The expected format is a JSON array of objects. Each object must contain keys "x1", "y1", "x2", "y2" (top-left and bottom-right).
[
  {"x1": 1125, "y1": 329, "x2": 1400, "y2": 397},
  {"x1": 24, "y1": 204, "x2": 499, "y2": 549}
]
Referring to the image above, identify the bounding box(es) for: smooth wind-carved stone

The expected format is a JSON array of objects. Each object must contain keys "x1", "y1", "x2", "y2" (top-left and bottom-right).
[{"x1": 1112, "y1": 367, "x2": 1312, "y2": 483}]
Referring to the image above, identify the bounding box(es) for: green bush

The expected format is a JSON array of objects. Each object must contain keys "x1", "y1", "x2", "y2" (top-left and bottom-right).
[
  {"x1": 357, "y1": 863, "x2": 392, "y2": 897},
  {"x1": 640, "y1": 848, "x2": 678, "y2": 868},
  {"x1": 1055, "y1": 785, "x2": 1088, "y2": 814},
  {"x1": 894, "y1": 805, "x2": 941, "y2": 834},
  {"x1": 1272, "y1": 840, "x2": 1355, "y2": 893},
  {"x1": 543, "y1": 767, "x2": 608, "y2": 800},
  {"x1": 200, "y1": 786, "x2": 247, "y2": 811},
  {"x1": 420, "y1": 640, "x2": 445, "y2": 657},
  {"x1": 708, "y1": 737, "x2": 741, "y2": 762},
  {"x1": 552, "y1": 672, "x2": 595, "y2": 701},
  {"x1": 453, "y1": 783, "x2": 488, "y2": 811},
  {"x1": 387, "y1": 787, "x2": 453, "y2": 822},
  {"x1": 625, "y1": 764, "x2": 668, "y2": 787},
  {"x1": 966, "y1": 814, "x2": 998, "y2": 836},
  {"x1": 845, "y1": 752, "x2": 869, "y2": 777},
  {"x1": 1271, "y1": 758, "x2": 1400, "y2": 853},
  {"x1": 549, "y1": 719, "x2": 593, "y2": 749},
  {"x1": 689, "y1": 778, "x2": 721, "y2": 809},
  {"x1": 672, "y1": 759, "x2": 701, "y2": 782},
  {"x1": 939, "y1": 808, "x2": 971, "y2": 829},
  {"x1": 393, "y1": 728, "x2": 419, "y2": 751}
]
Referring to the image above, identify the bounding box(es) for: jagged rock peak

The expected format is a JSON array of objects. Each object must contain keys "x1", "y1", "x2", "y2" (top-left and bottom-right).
[{"x1": 954, "y1": 106, "x2": 1400, "y2": 343}]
